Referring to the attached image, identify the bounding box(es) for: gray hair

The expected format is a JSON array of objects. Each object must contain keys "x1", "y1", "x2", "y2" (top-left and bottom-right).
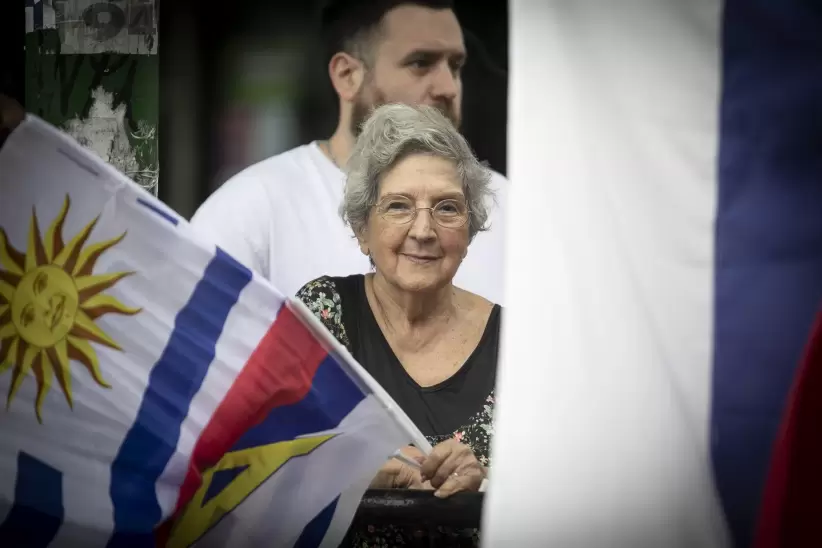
[{"x1": 341, "y1": 103, "x2": 494, "y2": 242}]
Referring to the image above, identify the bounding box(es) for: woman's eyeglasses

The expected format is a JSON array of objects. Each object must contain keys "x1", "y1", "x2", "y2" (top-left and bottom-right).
[{"x1": 375, "y1": 195, "x2": 470, "y2": 228}]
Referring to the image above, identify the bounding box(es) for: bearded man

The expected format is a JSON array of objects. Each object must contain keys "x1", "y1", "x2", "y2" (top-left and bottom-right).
[{"x1": 190, "y1": 0, "x2": 508, "y2": 303}]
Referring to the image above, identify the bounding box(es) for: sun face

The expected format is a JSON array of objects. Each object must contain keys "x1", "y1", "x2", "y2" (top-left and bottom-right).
[{"x1": 0, "y1": 195, "x2": 140, "y2": 422}]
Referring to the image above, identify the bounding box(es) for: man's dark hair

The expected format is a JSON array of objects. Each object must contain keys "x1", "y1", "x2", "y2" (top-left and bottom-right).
[{"x1": 319, "y1": 0, "x2": 455, "y2": 65}]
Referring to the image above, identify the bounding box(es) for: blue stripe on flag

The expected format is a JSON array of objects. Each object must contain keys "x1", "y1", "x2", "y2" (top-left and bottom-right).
[
  {"x1": 0, "y1": 452, "x2": 63, "y2": 548},
  {"x1": 231, "y1": 354, "x2": 366, "y2": 451},
  {"x1": 294, "y1": 497, "x2": 339, "y2": 548},
  {"x1": 107, "y1": 248, "x2": 253, "y2": 546},
  {"x1": 137, "y1": 198, "x2": 179, "y2": 225},
  {"x1": 714, "y1": 1, "x2": 822, "y2": 545}
]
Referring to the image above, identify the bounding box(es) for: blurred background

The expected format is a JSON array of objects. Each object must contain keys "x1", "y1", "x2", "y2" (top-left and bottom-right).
[{"x1": 3, "y1": 1, "x2": 509, "y2": 219}]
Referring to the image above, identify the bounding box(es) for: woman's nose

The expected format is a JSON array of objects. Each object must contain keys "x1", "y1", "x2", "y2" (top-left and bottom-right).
[{"x1": 408, "y1": 208, "x2": 436, "y2": 239}]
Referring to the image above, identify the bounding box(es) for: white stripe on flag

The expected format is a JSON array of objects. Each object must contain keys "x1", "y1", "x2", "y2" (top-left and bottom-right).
[
  {"x1": 483, "y1": 1, "x2": 730, "y2": 546},
  {"x1": 314, "y1": 476, "x2": 374, "y2": 548}
]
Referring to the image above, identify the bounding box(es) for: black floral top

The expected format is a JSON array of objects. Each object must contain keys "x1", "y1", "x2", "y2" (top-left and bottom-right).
[{"x1": 296, "y1": 275, "x2": 500, "y2": 548}]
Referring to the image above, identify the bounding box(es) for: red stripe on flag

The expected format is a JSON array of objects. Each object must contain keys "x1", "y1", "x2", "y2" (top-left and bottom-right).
[
  {"x1": 168, "y1": 304, "x2": 328, "y2": 520},
  {"x1": 754, "y1": 305, "x2": 822, "y2": 548}
]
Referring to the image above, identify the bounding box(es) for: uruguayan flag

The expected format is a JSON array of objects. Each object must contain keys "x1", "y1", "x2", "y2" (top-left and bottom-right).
[{"x1": 0, "y1": 116, "x2": 416, "y2": 547}]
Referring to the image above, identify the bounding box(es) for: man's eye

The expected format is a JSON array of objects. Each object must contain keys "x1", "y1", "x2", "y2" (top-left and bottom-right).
[{"x1": 409, "y1": 59, "x2": 432, "y2": 70}]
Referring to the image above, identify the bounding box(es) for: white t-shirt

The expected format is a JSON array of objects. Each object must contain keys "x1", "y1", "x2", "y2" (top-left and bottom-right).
[{"x1": 189, "y1": 142, "x2": 507, "y2": 304}]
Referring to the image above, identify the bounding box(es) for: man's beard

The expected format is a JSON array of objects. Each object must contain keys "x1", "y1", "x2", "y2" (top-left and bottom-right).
[{"x1": 350, "y1": 90, "x2": 460, "y2": 138}]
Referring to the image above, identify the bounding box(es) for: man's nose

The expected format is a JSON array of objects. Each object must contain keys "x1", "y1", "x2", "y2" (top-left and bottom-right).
[{"x1": 430, "y1": 63, "x2": 458, "y2": 101}]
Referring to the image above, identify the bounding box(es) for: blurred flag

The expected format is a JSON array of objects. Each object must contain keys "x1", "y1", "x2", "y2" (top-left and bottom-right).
[
  {"x1": 754, "y1": 306, "x2": 822, "y2": 548},
  {"x1": 485, "y1": 1, "x2": 822, "y2": 547},
  {"x1": 0, "y1": 115, "x2": 415, "y2": 547}
]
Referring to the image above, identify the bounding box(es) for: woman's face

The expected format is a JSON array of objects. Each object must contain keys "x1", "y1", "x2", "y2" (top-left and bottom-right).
[{"x1": 360, "y1": 153, "x2": 470, "y2": 293}]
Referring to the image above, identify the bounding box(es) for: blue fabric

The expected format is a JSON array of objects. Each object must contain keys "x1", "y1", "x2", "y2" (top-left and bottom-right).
[{"x1": 714, "y1": 1, "x2": 822, "y2": 545}]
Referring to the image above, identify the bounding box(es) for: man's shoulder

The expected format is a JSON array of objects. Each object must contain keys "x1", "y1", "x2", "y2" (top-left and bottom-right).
[
  {"x1": 192, "y1": 144, "x2": 319, "y2": 220},
  {"x1": 488, "y1": 168, "x2": 508, "y2": 189},
  {"x1": 488, "y1": 167, "x2": 508, "y2": 182},
  {"x1": 220, "y1": 144, "x2": 316, "y2": 193},
  {"x1": 484, "y1": 168, "x2": 509, "y2": 211}
]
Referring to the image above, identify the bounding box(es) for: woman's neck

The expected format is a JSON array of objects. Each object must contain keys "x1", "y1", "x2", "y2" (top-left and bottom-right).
[{"x1": 367, "y1": 273, "x2": 456, "y2": 334}]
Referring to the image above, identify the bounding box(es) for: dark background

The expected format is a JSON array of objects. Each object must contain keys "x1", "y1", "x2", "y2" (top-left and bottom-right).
[
  {"x1": 2, "y1": 1, "x2": 508, "y2": 218},
  {"x1": 1, "y1": 2, "x2": 26, "y2": 106}
]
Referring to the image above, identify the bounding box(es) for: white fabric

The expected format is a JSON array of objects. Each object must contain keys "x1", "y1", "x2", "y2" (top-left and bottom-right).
[
  {"x1": 189, "y1": 142, "x2": 508, "y2": 305},
  {"x1": 482, "y1": 2, "x2": 730, "y2": 547}
]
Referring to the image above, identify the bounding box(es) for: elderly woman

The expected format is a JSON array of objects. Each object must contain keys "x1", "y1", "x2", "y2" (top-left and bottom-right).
[{"x1": 296, "y1": 103, "x2": 500, "y2": 547}]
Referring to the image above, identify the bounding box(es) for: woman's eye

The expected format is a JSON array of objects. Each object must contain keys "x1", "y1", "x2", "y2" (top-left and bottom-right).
[{"x1": 387, "y1": 201, "x2": 412, "y2": 210}]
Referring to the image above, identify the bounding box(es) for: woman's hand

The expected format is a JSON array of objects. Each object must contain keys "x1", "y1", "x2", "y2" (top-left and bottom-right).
[
  {"x1": 370, "y1": 445, "x2": 430, "y2": 490},
  {"x1": 419, "y1": 439, "x2": 486, "y2": 498}
]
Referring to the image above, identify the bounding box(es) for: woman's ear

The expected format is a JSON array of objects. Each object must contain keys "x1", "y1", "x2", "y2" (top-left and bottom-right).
[
  {"x1": 356, "y1": 229, "x2": 370, "y2": 257},
  {"x1": 359, "y1": 241, "x2": 370, "y2": 257}
]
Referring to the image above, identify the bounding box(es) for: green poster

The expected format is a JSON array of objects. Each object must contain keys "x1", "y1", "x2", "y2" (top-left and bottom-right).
[{"x1": 25, "y1": 1, "x2": 158, "y2": 195}]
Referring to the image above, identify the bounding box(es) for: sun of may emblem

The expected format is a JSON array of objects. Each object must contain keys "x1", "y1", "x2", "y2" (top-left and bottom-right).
[{"x1": 0, "y1": 195, "x2": 140, "y2": 422}]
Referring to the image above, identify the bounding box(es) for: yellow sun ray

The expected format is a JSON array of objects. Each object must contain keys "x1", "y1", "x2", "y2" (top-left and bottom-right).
[
  {"x1": 0, "y1": 227, "x2": 25, "y2": 276},
  {"x1": 25, "y1": 208, "x2": 50, "y2": 272},
  {"x1": 8, "y1": 342, "x2": 36, "y2": 408},
  {"x1": 0, "y1": 271, "x2": 20, "y2": 302},
  {"x1": 44, "y1": 195, "x2": 70, "y2": 263},
  {"x1": 53, "y1": 214, "x2": 99, "y2": 273},
  {"x1": 73, "y1": 232, "x2": 126, "y2": 278},
  {"x1": 0, "y1": 195, "x2": 137, "y2": 421},
  {"x1": 67, "y1": 335, "x2": 111, "y2": 388},
  {"x1": 71, "y1": 309, "x2": 122, "y2": 351},
  {"x1": 75, "y1": 271, "x2": 134, "y2": 302},
  {"x1": 82, "y1": 293, "x2": 142, "y2": 320},
  {"x1": 0, "y1": 338, "x2": 16, "y2": 376},
  {"x1": 47, "y1": 339, "x2": 73, "y2": 409},
  {"x1": 0, "y1": 321, "x2": 16, "y2": 341},
  {"x1": 32, "y1": 353, "x2": 54, "y2": 423}
]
